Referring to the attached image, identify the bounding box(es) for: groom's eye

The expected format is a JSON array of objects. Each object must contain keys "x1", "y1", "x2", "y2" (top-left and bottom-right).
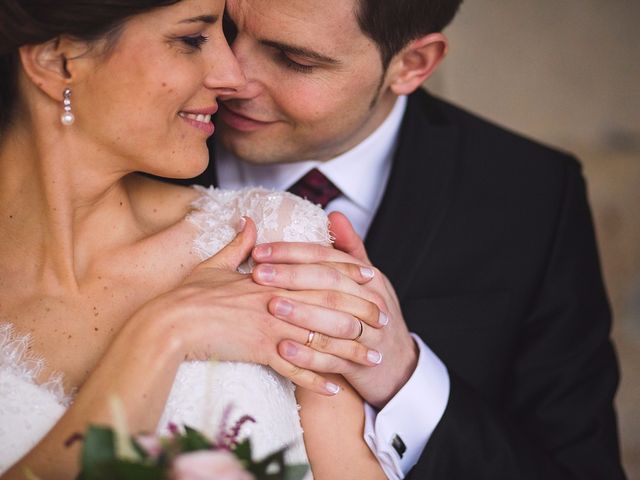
[
  {"x1": 277, "y1": 51, "x2": 314, "y2": 74},
  {"x1": 223, "y1": 13, "x2": 238, "y2": 44}
]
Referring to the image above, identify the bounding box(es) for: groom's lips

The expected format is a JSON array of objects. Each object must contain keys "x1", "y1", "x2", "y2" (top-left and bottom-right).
[{"x1": 218, "y1": 104, "x2": 275, "y2": 133}]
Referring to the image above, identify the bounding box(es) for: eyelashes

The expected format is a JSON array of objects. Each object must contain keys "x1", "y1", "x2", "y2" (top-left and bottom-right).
[
  {"x1": 277, "y1": 51, "x2": 314, "y2": 74},
  {"x1": 179, "y1": 34, "x2": 209, "y2": 50}
]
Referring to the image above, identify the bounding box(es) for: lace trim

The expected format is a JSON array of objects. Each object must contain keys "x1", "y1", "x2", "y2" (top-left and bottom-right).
[
  {"x1": 0, "y1": 323, "x2": 72, "y2": 407},
  {"x1": 187, "y1": 186, "x2": 332, "y2": 267}
]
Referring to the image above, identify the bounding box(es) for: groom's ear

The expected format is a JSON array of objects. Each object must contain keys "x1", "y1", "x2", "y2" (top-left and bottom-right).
[
  {"x1": 386, "y1": 33, "x2": 448, "y2": 96},
  {"x1": 18, "y1": 37, "x2": 91, "y2": 101}
]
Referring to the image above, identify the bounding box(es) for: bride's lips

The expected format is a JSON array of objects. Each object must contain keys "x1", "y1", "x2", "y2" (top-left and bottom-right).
[
  {"x1": 179, "y1": 106, "x2": 218, "y2": 136},
  {"x1": 217, "y1": 103, "x2": 276, "y2": 132}
]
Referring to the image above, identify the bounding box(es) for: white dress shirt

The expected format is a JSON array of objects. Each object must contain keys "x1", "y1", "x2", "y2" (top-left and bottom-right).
[{"x1": 216, "y1": 95, "x2": 450, "y2": 479}]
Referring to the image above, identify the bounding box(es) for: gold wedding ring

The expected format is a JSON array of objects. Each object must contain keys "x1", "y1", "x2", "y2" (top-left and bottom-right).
[
  {"x1": 353, "y1": 320, "x2": 364, "y2": 342},
  {"x1": 305, "y1": 330, "x2": 316, "y2": 347}
]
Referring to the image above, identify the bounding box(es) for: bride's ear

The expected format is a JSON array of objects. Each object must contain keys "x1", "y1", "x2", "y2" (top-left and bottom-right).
[
  {"x1": 18, "y1": 37, "x2": 90, "y2": 101},
  {"x1": 386, "y1": 33, "x2": 448, "y2": 96}
]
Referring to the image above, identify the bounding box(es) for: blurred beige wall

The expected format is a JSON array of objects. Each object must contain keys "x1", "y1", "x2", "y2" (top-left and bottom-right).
[{"x1": 426, "y1": 1, "x2": 640, "y2": 477}]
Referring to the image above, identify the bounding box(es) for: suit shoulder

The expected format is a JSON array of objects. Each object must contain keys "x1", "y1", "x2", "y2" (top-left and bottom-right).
[{"x1": 410, "y1": 89, "x2": 581, "y2": 175}]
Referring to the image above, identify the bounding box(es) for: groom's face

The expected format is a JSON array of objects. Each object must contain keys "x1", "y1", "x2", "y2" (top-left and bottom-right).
[{"x1": 217, "y1": 0, "x2": 399, "y2": 164}]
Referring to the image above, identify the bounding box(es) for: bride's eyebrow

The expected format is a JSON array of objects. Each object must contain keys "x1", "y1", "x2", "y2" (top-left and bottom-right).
[{"x1": 178, "y1": 14, "x2": 219, "y2": 25}]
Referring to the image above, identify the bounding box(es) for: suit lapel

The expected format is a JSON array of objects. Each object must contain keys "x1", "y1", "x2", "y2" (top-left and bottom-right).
[{"x1": 365, "y1": 90, "x2": 460, "y2": 298}]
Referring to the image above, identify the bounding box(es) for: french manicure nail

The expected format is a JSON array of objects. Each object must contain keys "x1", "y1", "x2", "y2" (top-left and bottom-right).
[
  {"x1": 254, "y1": 244, "x2": 272, "y2": 260},
  {"x1": 256, "y1": 265, "x2": 276, "y2": 282},
  {"x1": 367, "y1": 350, "x2": 383, "y2": 365},
  {"x1": 237, "y1": 216, "x2": 247, "y2": 232},
  {"x1": 275, "y1": 299, "x2": 293, "y2": 317},
  {"x1": 379, "y1": 312, "x2": 389, "y2": 326},
  {"x1": 325, "y1": 382, "x2": 341, "y2": 395},
  {"x1": 360, "y1": 267, "x2": 375, "y2": 280}
]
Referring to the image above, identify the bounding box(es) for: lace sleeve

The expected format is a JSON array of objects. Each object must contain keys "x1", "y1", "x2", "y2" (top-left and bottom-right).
[{"x1": 187, "y1": 187, "x2": 332, "y2": 272}]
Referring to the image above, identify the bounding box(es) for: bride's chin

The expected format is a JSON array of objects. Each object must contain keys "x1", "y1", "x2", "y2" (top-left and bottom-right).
[{"x1": 167, "y1": 157, "x2": 210, "y2": 180}]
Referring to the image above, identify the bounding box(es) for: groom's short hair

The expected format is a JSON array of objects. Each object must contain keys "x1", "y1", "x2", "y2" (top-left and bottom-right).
[{"x1": 357, "y1": 0, "x2": 463, "y2": 68}]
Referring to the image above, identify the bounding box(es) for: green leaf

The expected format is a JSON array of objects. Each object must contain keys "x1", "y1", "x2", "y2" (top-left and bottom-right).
[
  {"x1": 283, "y1": 464, "x2": 309, "y2": 480},
  {"x1": 249, "y1": 449, "x2": 286, "y2": 478},
  {"x1": 81, "y1": 426, "x2": 116, "y2": 472},
  {"x1": 233, "y1": 439, "x2": 253, "y2": 462},
  {"x1": 179, "y1": 425, "x2": 213, "y2": 452},
  {"x1": 112, "y1": 460, "x2": 165, "y2": 480}
]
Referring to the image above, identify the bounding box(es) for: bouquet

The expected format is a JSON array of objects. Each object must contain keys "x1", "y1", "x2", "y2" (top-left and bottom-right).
[{"x1": 54, "y1": 398, "x2": 308, "y2": 480}]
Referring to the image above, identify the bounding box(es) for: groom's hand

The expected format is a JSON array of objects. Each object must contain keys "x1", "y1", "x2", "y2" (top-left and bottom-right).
[{"x1": 250, "y1": 212, "x2": 418, "y2": 409}]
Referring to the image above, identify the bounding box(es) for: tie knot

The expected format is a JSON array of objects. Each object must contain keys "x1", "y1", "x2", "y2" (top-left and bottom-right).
[{"x1": 287, "y1": 168, "x2": 341, "y2": 209}]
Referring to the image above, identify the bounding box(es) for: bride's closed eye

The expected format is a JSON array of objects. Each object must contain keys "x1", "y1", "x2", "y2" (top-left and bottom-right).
[{"x1": 179, "y1": 34, "x2": 209, "y2": 51}]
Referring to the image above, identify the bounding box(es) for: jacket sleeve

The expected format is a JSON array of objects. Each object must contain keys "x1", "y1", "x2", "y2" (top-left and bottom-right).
[{"x1": 410, "y1": 161, "x2": 626, "y2": 479}]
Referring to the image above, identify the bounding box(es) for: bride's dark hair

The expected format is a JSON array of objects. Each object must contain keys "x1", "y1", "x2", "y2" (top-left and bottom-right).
[{"x1": 0, "y1": 0, "x2": 180, "y2": 133}]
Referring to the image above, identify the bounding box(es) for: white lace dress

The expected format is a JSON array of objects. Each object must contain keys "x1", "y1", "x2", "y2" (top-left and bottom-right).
[{"x1": 0, "y1": 187, "x2": 331, "y2": 475}]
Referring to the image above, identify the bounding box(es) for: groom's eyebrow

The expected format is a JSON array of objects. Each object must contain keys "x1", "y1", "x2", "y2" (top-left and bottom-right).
[
  {"x1": 261, "y1": 40, "x2": 340, "y2": 65},
  {"x1": 179, "y1": 14, "x2": 219, "y2": 24}
]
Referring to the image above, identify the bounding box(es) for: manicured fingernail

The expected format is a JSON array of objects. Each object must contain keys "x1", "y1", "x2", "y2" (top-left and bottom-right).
[
  {"x1": 360, "y1": 267, "x2": 375, "y2": 280},
  {"x1": 325, "y1": 382, "x2": 341, "y2": 395},
  {"x1": 367, "y1": 350, "x2": 383, "y2": 365},
  {"x1": 237, "y1": 216, "x2": 247, "y2": 232},
  {"x1": 282, "y1": 342, "x2": 298, "y2": 358},
  {"x1": 256, "y1": 265, "x2": 276, "y2": 282},
  {"x1": 379, "y1": 312, "x2": 389, "y2": 326},
  {"x1": 275, "y1": 299, "x2": 293, "y2": 317},
  {"x1": 254, "y1": 244, "x2": 272, "y2": 260}
]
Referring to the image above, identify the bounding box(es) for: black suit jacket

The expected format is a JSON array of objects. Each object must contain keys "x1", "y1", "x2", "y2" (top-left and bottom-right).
[{"x1": 182, "y1": 89, "x2": 626, "y2": 479}]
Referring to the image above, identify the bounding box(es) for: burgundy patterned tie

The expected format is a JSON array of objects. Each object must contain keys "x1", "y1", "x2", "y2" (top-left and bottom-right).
[{"x1": 287, "y1": 168, "x2": 342, "y2": 209}]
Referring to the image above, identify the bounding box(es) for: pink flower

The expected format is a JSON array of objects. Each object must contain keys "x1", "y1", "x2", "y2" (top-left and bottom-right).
[
  {"x1": 135, "y1": 434, "x2": 163, "y2": 459},
  {"x1": 172, "y1": 450, "x2": 255, "y2": 480}
]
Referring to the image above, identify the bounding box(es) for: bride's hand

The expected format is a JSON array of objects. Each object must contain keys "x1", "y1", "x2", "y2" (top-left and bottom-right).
[{"x1": 129, "y1": 217, "x2": 342, "y2": 396}]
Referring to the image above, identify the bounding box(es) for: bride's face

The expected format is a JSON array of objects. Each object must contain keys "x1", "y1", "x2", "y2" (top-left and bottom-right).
[{"x1": 74, "y1": 0, "x2": 243, "y2": 178}]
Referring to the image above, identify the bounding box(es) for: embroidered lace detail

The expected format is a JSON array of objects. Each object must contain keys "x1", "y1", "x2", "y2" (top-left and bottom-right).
[
  {"x1": 188, "y1": 186, "x2": 331, "y2": 272},
  {"x1": 0, "y1": 323, "x2": 69, "y2": 473},
  {"x1": 0, "y1": 323, "x2": 70, "y2": 407}
]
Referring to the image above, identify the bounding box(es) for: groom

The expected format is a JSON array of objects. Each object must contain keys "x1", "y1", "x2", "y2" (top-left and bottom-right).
[{"x1": 181, "y1": 0, "x2": 626, "y2": 478}]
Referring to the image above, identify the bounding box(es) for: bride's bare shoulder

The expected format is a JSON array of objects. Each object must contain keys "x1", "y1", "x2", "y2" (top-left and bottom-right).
[{"x1": 125, "y1": 174, "x2": 204, "y2": 228}]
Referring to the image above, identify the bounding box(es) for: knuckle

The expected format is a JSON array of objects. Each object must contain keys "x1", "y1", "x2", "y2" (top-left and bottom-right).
[
  {"x1": 337, "y1": 317, "x2": 355, "y2": 339},
  {"x1": 285, "y1": 364, "x2": 304, "y2": 380},
  {"x1": 311, "y1": 244, "x2": 329, "y2": 261},
  {"x1": 329, "y1": 357, "x2": 348, "y2": 374},
  {"x1": 370, "y1": 292, "x2": 386, "y2": 309},
  {"x1": 327, "y1": 267, "x2": 342, "y2": 285},
  {"x1": 324, "y1": 291, "x2": 339, "y2": 310},
  {"x1": 312, "y1": 374, "x2": 327, "y2": 391},
  {"x1": 350, "y1": 342, "x2": 366, "y2": 361},
  {"x1": 315, "y1": 332, "x2": 331, "y2": 350},
  {"x1": 365, "y1": 301, "x2": 380, "y2": 324}
]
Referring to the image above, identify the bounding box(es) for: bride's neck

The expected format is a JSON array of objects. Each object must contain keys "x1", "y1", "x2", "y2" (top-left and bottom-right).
[{"x1": 0, "y1": 121, "x2": 147, "y2": 291}]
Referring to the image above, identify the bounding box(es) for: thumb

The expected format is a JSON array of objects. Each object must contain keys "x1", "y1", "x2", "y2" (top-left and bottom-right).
[
  {"x1": 201, "y1": 216, "x2": 257, "y2": 271},
  {"x1": 329, "y1": 211, "x2": 371, "y2": 265}
]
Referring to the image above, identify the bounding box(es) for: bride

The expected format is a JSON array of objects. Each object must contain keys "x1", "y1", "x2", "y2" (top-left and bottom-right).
[{"x1": 0, "y1": 0, "x2": 387, "y2": 478}]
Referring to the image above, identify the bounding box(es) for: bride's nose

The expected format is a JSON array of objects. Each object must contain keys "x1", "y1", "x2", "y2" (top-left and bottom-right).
[{"x1": 203, "y1": 40, "x2": 246, "y2": 93}]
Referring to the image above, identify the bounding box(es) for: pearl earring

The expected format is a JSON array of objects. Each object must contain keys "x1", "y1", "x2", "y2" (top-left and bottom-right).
[{"x1": 60, "y1": 88, "x2": 75, "y2": 126}]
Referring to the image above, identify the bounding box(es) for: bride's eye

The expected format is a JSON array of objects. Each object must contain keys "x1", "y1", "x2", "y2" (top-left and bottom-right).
[{"x1": 179, "y1": 34, "x2": 209, "y2": 50}]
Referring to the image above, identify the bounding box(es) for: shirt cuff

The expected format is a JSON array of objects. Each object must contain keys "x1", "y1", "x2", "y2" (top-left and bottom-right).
[{"x1": 363, "y1": 334, "x2": 450, "y2": 479}]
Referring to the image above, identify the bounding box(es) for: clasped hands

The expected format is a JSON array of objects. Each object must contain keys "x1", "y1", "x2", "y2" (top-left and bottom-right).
[
  {"x1": 249, "y1": 212, "x2": 418, "y2": 409},
  {"x1": 165, "y1": 212, "x2": 418, "y2": 409}
]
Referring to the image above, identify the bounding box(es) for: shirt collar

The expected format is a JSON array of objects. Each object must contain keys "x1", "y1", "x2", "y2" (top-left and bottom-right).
[{"x1": 216, "y1": 95, "x2": 407, "y2": 212}]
